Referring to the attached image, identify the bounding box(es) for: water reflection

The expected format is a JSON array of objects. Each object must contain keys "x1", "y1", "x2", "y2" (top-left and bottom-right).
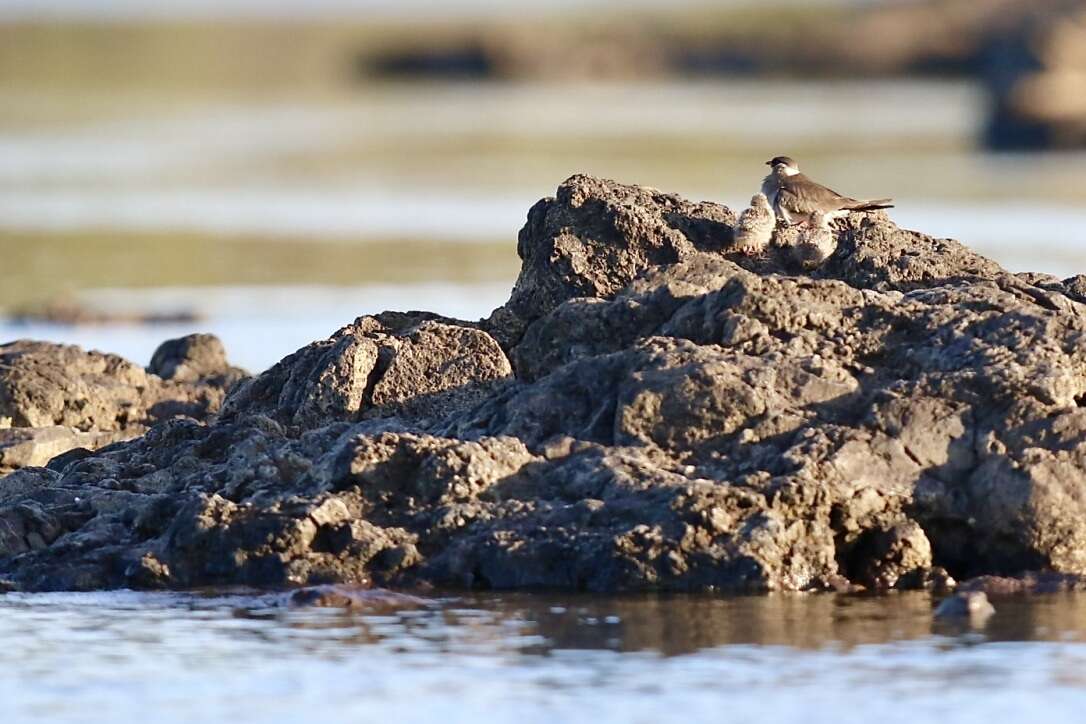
[
  {"x1": 4, "y1": 590, "x2": 1086, "y2": 723},
  {"x1": 415, "y1": 592, "x2": 1086, "y2": 654},
  {"x1": 13, "y1": 589, "x2": 1086, "y2": 655}
]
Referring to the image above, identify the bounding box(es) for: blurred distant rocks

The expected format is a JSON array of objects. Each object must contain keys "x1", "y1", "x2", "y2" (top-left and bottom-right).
[
  {"x1": 357, "y1": 1, "x2": 1075, "y2": 83},
  {"x1": 356, "y1": 0, "x2": 1086, "y2": 150},
  {"x1": 6, "y1": 175, "x2": 1086, "y2": 593},
  {"x1": 982, "y1": 3, "x2": 1086, "y2": 149},
  {"x1": 9, "y1": 298, "x2": 201, "y2": 327},
  {"x1": 364, "y1": 27, "x2": 670, "y2": 81}
]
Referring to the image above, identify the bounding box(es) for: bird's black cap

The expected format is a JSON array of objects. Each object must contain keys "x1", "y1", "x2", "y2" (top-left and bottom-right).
[{"x1": 766, "y1": 156, "x2": 797, "y2": 167}]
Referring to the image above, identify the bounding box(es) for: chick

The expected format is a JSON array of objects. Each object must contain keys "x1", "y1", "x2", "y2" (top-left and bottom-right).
[
  {"x1": 733, "y1": 192, "x2": 775, "y2": 255},
  {"x1": 790, "y1": 211, "x2": 838, "y2": 269}
]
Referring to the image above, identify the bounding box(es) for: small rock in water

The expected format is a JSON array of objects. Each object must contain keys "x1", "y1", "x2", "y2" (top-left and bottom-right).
[
  {"x1": 288, "y1": 585, "x2": 425, "y2": 611},
  {"x1": 9, "y1": 297, "x2": 201, "y2": 326},
  {"x1": 933, "y1": 591, "x2": 995, "y2": 622}
]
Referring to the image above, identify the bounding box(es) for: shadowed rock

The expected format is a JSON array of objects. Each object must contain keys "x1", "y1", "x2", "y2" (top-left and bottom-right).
[
  {"x1": 4, "y1": 175, "x2": 1086, "y2": 595},
  {"x1": 0, "y1": 335, "x2": 246, "y2": 475},
  {"x1": 149, "y1": 333, "x2": 244, "y2": 386}
]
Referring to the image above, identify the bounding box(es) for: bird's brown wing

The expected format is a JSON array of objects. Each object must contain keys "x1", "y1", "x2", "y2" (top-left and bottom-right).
[{"x1": 777, "y1": 174, "x2": 854, "y2": 216}]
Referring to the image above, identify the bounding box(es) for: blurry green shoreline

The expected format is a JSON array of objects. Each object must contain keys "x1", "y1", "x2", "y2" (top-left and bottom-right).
[
  {"x1": 0, "y1": 6, "x2": 845, "y2": 93},
  {"x1": 0, "y1": 230, "x2": 518, "y2": 312}
]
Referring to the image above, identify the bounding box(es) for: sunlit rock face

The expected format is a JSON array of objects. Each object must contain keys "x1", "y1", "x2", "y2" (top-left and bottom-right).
[{"x1": 5, "y1": 174, "x2": 1086, "y2": 595}]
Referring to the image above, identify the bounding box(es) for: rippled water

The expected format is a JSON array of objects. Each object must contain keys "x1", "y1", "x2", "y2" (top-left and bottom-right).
[{"x1": 3, "y1": 590, "x2": 1086, "y2": 723}]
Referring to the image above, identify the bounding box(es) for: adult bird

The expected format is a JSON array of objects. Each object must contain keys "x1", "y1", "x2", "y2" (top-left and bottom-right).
[{"x1": 761, "y1": 156, "x2": 893, "y2": 227}]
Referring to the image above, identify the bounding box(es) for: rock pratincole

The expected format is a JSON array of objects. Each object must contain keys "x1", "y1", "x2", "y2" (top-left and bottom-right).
[{"x1": 761, "y1": 156, "x2": 893, "y2": 226}]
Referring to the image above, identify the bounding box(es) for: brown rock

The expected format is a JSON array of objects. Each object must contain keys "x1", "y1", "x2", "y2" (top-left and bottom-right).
[
  {"x1": 502, "y1": 174, "x2": 735, "y2": 331},
  {"x1": 221, "y1": 313, "x2": 512, "y2": 428},
  {"x1": 149, "y1": 333, "x2": 244, "y2": 385},
  {"x1": 0, "y1": 336, "x2": 245, "y2": 474},
  {"x1": 0, "y1": 426, "x2": 132, "y2": 474}
]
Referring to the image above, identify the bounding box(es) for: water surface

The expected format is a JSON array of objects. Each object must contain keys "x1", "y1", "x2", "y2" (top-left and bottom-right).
[{"x1": 4, "y1": 590, "x2": 1086, "y2": 723}]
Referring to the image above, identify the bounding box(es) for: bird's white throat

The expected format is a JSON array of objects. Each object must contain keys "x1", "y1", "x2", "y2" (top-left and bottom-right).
[{"x1": 780, "y1": 166, "x2": 800, "y2": 176}]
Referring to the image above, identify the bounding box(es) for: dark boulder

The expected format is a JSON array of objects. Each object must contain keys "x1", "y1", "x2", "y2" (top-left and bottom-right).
[
  {"x1": 220, "y1": 312, "x2": 512, "y2": 428},
  {"x1": 499, "y1": 174, "x2": 736, "y2": 336}
]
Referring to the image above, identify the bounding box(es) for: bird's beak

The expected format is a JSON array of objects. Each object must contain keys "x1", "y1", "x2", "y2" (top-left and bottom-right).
[{"x1": 765, "y1": 160, "x2": 772, "y2": 166}]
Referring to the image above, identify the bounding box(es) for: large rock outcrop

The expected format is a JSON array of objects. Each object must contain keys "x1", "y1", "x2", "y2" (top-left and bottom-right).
[{"x1": 3, "y1": 174, "x2": 1086, "y2": 595}]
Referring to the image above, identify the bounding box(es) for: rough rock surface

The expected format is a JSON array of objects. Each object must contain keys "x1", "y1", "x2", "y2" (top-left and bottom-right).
[
  {"x1": 0, "y1": 334, "x2": 246, "y2": 475},
  {"x1": 220, "y1": 312, "x2": 512, "y2": 428},
  {"x1": 4, "y1": 174, "x2": 1086, "y2": 595},
  {"x1": 491, "y1": 173, "x2": 736, "y2": 346}
]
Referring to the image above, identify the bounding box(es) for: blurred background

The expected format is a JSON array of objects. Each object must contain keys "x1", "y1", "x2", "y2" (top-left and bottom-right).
[{"x1": 3, "y1": 0, "x2": 1086, "y2": 371}]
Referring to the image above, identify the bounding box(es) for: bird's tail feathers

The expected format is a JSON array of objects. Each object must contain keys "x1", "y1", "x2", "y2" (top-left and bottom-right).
[{"x1": 846, "y1": 198, "x2": 894, "y2": 211}]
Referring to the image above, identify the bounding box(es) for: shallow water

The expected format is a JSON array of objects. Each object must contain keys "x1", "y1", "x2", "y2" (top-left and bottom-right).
[
  {"x1": 3, "y1": 589, "x2": 1086, "y2": 724},
  {"x1": 0, "y1": 281, "x2": 512, "y2": 372}
]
